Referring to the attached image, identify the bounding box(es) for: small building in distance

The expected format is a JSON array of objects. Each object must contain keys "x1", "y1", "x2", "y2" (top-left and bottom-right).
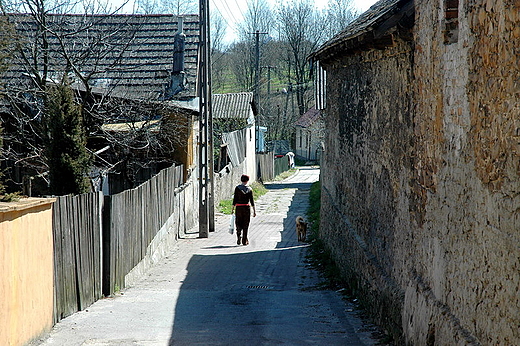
[{"x1": 294, "y1": 107, "x2": 323, "y2": 163}]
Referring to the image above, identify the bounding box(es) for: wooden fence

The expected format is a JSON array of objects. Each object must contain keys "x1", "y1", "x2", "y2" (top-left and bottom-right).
[
  {"x1": 52, "y1": 164, "x2": 191, "y2": 322},
  {"x1": 52, "y1": 191, "x2": 104, "y2": 322},
  {"x1": 102, "y1": 164, "x2": 185, "y2": 295},
  {"x1": 257, "y1": 153, "x2": 274, "y2": 181},
  {"x1": 274, "y1": 156, "x2": 289, "y2": 177},
  {"x1": 257, "y1": 153, "x2": 289, "y2": 181}
]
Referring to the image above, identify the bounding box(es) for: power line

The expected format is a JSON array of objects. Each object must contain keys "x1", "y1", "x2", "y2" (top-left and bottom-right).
[{"x1": 209, "y1": 0, "x2": 242, "y2": 36}]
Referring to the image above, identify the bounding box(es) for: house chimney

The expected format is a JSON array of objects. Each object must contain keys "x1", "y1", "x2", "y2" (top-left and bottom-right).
[
  {"x1": 164, "y1": 16, "x2": 187, "y2": 99},
  {"x1": 173, "y1": 16, "x2": 186, "y2": 73}
]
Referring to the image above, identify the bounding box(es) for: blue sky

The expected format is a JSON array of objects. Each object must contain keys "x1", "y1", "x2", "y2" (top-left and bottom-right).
[
  {"x1": 109, "y1": 0, "x2": 379, "y2": 43},
  {"x1": 212, "y1": 0, "x2": 379, "y2": 43}
]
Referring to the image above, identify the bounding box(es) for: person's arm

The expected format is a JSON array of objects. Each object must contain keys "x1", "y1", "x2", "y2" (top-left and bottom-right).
[
  {"x1": 232, "y1": 187, "x2": 237, "y2": 214},
  {"x1": 249, "y1": 191, "x2": 256, "y2": 217}
]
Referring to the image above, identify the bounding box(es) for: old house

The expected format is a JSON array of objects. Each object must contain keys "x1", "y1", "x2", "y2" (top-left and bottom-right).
[
  {"x1": 294, "y1": 107, "x2": 323, "y2": 162},
  {"x1": 311, "y1": 0, "x2": 519, "y2": 344},
  {"x1": 1, "y1": 13, "x2": 199, "y2": 194},
  {"x1": 212, "y1": 92, "x2": 256, "y2": 179},
  {"x1": 211, "y1": 92, "x2": 257, "y2": 204}
]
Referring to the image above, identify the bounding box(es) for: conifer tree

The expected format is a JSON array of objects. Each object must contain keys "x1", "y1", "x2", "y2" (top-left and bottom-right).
[{"x1": 45, "y1": 80, "x2": 91, "y2": 195}]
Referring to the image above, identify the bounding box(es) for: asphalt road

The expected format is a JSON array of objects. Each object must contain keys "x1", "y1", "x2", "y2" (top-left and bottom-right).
[{"x1": 33, "y1": 167, "x2": 382, "y2": 346}]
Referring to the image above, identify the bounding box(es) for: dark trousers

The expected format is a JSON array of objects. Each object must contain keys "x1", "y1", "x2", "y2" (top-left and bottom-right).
[{"x1": 235, "y1": 206, "x2": 251, "y2": 244}]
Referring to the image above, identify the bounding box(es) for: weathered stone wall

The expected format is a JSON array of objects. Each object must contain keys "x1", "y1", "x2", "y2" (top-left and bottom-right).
[
  {"x1": 320, "y1": 0, "x2": 520, "y2": 345},
  {"x1": 408, "y1": 0, "x2": 520, "y2": 344},
  {"x1": 320, "y1": 34, "x2": 415, "y2": 340}
]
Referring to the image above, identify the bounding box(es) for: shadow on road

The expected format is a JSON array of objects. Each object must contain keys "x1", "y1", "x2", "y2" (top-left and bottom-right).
[
  {"x1": 167, "y1": 246, "x2": 306, "y2": 345},
  {"x1": 264, "y1": 182, "x2": 313, "y2": 191},
  {"x1": 168, "y1": 176, "x2": 316, "y2": 344}
]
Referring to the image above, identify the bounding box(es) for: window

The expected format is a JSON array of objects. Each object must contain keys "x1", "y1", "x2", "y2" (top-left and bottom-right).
[{"x1": 314, "y1": 61, "x2": 327, "y2": 110}]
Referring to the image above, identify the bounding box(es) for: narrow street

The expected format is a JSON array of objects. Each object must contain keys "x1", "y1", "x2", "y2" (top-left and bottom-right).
[{"x1": 34, "y1": 167, "x2": 382, "y2": 345}]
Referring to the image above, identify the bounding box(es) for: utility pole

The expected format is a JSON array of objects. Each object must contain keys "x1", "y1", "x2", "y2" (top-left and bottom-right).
[
  {"x1": 198, "y1": 0, "x2": 214, "y2": 238},
  {"x1": 250, "y1": 31, "x2": 267, "y2": 108},
  {"x1": 262, "y1": 65, "x2": 276, "y2": 96},
  {"x1": 249, "y1": 30, "x2": 267, "y2": 152}
]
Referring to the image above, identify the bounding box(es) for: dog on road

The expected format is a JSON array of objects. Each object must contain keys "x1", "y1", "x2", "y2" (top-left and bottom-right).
[{"x1": 296, "y1": 216, "x2": 307, "y2": 242}]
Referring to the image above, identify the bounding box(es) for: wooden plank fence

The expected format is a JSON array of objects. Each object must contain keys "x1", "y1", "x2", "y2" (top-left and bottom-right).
[
  {"x1": 52, "y1": 191, "x2": 103, "y2": 322},
  {"x1": 274, "y1": 156, "x2": 289, "y2": 177},
  {"x1": 103, "y1": 164, "x2": 185, "y2": 295},
  {"x1": 257, "y1": 152, "x2": 274, "y2": 181},
  {"x1": 52, "y1": 164, "x2": 192, "y2": 322},
  {"x1": 257, "y1": 153, "x2": 289, "y2": 181}
]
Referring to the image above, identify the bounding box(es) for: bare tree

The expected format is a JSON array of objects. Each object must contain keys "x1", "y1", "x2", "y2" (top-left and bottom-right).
[
  {"x1": 159, "y1": 0, "x2": 197, "y2": 15},
  {"x1": 0, "y1": 0, "x2": 195, "y2": 194},
  {"x1": 230, "y1": 0, "x2": 273, "y2": 90},
  {"x1": 210, "y1": 9, "x2": 228, "y2": 92},
  {"x1": 0, "y1": 15, "x2": 14, "y2": 73},
  {"x1": 277, "y1": 0, "x2": 325, "y2": 118},
  {"x1": 237, "y1": 0, "x2": 272, "y2": 41},
  {"x1": 324, "y1": 0, "x2": 358, "y2": 39}
]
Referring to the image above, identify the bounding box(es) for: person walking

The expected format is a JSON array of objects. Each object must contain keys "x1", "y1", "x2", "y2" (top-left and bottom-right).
[{"x1": 231, "y1": 174, "x2": 256, "y2": 245}]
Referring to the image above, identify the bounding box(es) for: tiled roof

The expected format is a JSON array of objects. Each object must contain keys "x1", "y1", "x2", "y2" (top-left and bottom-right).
[
  {"x1": 311, "y1": 0, "x2": 413, "y2": 61},
  {"x1": 295, "y1": 107, "x2": 321, "y2": 128},
  {"x1": 4, "y1": 13, "x2": 199, "y2": 100},
  {"x1": 212, "y1": 92, "x2": 255, "y2": 121}
]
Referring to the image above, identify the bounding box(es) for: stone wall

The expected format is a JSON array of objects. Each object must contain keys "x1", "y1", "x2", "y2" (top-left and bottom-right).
[
  {"x1": 319, "y1": 0, "x2": 520, "y2": 345},
  {"x1": 320, "y1": 34, "x2": 415, "y2": 341},
  {"x1": 408, "y1": 1, "x2": 520, "y2": 344}
]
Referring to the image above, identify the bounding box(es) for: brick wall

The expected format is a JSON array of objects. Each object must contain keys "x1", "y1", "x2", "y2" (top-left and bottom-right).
[{"x1": 319, "y1": 1, "x2": 520, "y2": 344}]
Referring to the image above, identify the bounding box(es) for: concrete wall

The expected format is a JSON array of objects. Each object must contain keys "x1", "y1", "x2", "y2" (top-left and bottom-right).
[
  {"x1": 244, "y1": 125, "x2": 257, "y2": 180},
  {"x1": 0, "y1": 199, "x2": 55, "y2": 346},
  {"x1": 214, "y1": 161, "x2": 246, "y2": 207},
  {"x1": 319, "y1": 1, "x2": 520, "y2": 345}
]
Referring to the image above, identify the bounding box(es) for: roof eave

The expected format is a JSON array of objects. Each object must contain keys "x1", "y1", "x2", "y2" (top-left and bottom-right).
[{"x1": 310, "y1": 0, "x2": 414, "y2": 63}]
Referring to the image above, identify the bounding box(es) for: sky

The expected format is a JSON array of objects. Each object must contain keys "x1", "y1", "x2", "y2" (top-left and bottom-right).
[
  {"x1": 111, "y1": 0, "x2": 379, "y2": 43},
  {"x1": 211, "y1": 0, "x2": 379, "y2": 43}
]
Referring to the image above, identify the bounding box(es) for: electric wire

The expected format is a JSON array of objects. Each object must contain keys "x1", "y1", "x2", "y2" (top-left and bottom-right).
[{"x1": 209, "y1": 0, "x2": 242, "y2": 37}]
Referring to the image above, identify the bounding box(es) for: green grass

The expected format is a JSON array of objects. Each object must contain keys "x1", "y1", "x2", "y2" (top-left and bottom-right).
[
  {"x1": 304, "y1": 181, "x2": 395, "y2": 344},
  {"x1": 305, "y1": 181, "x2": 347, "y2": 290},
  {"x1": 218, "y1": 180, "x2": 268, "y2": 214},
  {"x1": 218, "y1": 199, "x2": 234, "y2": 214},
  {"x1": 251, "y1": 181, "x2": 268, "y2": 198},
  {"x1": 272, "y1": 168, "x2": 297, "y2": 181},
  {"x1": 305, "y1": 181, "x2": 352, "y2": 292}
]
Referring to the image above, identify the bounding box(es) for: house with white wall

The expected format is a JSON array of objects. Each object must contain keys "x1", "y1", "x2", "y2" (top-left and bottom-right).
[
  {"x1": 213, "y1": 92, "x2": 257, "y2": 180},
  {"x1": 294, "y1": 107, "x2": 323, "y2": 162}
]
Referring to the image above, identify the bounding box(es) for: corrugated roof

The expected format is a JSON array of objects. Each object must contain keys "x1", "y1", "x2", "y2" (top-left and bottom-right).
[
  {"x1": 311, "y1": 0, "x2": 413, "y2": 61},
  {"x1": 295, "y1": 107, "x2": 321, "y2": 128},
  {"x1": 212, "y1": 92, "x2": 254, "y2": 120},
  {"x1": 5, "y1": 13, "x2": 199, "y2": 100}
]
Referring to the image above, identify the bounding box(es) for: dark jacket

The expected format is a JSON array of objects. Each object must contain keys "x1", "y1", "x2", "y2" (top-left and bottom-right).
[{"x1": 232, "y1": 184, "x2": 255, "y2": 206}]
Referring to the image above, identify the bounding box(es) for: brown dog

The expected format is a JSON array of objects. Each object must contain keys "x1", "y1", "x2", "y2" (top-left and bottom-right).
[{"x1": 296, "y1": 216, "x2": 307, "y2": 242}]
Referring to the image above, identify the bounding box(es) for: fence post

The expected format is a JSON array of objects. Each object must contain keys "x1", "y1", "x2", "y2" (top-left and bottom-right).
[{"x1": 102, "y1": 195, "x2": 112, "y2": 296}]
